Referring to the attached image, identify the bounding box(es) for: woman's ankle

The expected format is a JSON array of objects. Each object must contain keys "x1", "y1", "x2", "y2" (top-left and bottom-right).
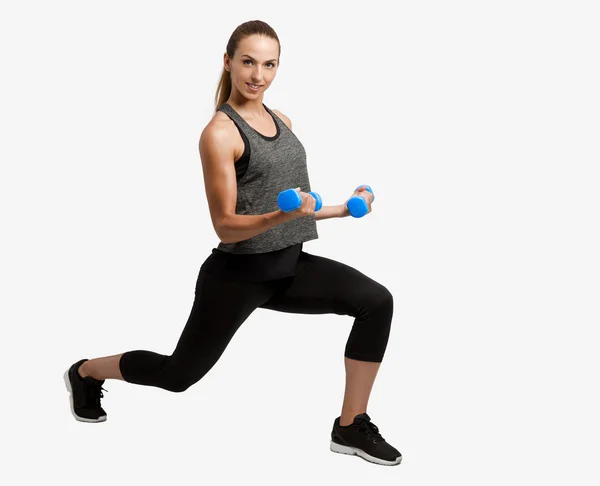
[
  {"x1": 340, "y1": 410, "x2": 366, "y2": 426},
  {"x1": 78, "y1": 361, "x2": 91, "y2": 379}
]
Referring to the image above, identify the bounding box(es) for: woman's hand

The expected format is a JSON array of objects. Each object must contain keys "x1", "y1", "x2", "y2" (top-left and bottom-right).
[
  {"x1": 289, "y1": 187, "x2": 317, "y2": 219},
  {"x1": 341, "y1": 185, "x2": 374, "y2": 217}
]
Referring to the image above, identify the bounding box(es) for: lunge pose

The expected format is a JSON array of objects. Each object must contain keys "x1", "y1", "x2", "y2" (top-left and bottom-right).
[{"x1": 64, "y1": 20, "x2": 402, "y2": 466}]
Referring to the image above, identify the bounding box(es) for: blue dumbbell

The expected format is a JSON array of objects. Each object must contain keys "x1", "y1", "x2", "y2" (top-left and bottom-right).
[
  {"x1": 278, "y1": 188, "x2": 323, "y2": 212},
  {"x1": 347, "y1": 185, "x2": 375, "y2": 218}
]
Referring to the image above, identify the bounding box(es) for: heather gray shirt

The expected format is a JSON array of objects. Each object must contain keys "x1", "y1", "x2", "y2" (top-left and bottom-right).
[{"x1": 215, "y1": 102, "x2": 319, "y2": 254}]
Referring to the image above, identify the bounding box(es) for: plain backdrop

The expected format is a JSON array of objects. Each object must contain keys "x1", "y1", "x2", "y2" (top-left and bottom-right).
[{"x1": 1, "y1": 0, "x2": 599, "y2": 484}]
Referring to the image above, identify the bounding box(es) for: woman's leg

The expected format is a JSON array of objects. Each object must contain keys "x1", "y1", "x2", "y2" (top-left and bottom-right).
[
  {"x1": 78, "y1": 353, "x2": 123, "y2": 380},
  {"x1": 82, "y1": 270, "x2": 275, "y2": 392},
  {"x1": 341, "y1": 358, "x2": 381, "y2": 426},
  {"x1": 259, "y1": 251, "x2": 394, "y2": 425}
]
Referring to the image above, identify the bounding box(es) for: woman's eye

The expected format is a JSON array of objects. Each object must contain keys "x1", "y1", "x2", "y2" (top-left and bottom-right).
[{"x1": 243, "y1": 60, "x2": 275, "y2": 68}]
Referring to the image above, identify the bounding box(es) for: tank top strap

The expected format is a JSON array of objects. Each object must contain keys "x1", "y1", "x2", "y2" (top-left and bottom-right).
[
  {"x1": 217, "y1": 102, "x2": 281, "y2": 141},
  {"x1": 217, "y1": 102, "x2": 245, "y2": 126}
]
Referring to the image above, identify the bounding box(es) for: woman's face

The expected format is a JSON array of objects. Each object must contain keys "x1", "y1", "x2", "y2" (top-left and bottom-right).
[{"x1": 225, "y1": 34, "x2": 279, "y2": 98}]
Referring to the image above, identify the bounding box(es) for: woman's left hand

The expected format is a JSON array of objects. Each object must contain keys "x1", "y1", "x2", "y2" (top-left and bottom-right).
[{"x1": 341, "y1": 185, "x2": 374, "y2": 217}]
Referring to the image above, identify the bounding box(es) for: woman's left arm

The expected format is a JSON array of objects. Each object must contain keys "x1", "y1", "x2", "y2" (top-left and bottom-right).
[
  {"x1": 315, "y1": 186, "x2": 373, "y2": 221},
  {"x1": 315, "y1": 204, "x2": 349, "y2": 220}
]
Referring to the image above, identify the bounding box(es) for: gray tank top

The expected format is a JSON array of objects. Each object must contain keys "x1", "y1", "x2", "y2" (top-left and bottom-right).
[{"x1": 215, "y1": 102, "x2": 319, "y2": 254}]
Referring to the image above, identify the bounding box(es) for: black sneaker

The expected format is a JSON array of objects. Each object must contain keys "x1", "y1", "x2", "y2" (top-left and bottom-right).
[
  {"x1": 63, "y1": 359, "x2": 108, "y2": 423},
  {"x1": 330, "y1": 413, "x2": 402, "y2": 466}
]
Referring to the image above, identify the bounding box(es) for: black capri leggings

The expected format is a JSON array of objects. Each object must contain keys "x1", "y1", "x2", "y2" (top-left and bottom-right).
[{"x1": 119, "y1": 251, "x2": 394, "y2": 392}]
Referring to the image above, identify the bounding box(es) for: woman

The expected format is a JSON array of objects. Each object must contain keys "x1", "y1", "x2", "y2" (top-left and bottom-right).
[{"x1": 64, "y1": 20, "x2": 402, "y2": 467}]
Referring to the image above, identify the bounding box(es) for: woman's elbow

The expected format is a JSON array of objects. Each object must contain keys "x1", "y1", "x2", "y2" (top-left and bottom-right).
[
  {"x1": 218, "y1": 234, "x2": 235, "y2": 244},
  {"x1": 215, "y1": 226, "x2": 231, "y2": 244},
  {"x1": 214, "y1": 219, "x2": 235, "y2": 244}
]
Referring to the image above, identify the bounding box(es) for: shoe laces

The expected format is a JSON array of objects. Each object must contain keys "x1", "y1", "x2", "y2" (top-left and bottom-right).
[
  {"x1": 358, "y1": 419, "x2": 385, "y2": 443},
  {"x1": 84, "y1": 379, "x2": 107, "y2": 407}
]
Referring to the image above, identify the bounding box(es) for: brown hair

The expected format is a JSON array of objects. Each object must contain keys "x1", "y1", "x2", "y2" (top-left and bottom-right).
[{"x1": 214, "y1": 20, "x2": 281, "y2": 112}]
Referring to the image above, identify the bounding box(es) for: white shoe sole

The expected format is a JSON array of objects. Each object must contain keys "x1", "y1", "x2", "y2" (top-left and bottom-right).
[
  {"x1": 330, "y1": 440, "x2": 402, "y2": 466},
  {"x1": 63, "y1": 368, "x2": 107, "y2": 423}
]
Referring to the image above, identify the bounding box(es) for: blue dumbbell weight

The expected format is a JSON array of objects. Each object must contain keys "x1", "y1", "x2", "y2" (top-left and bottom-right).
[
  {"x1": 347, "y1": 185, "x2": 375, "y2": 218},
  {"x1": 278, "y1": 188, "x2": 323, "y2": 212}
]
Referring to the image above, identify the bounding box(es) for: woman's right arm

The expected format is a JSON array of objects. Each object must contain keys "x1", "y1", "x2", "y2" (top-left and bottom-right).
[{"x1": 198, "y1": 125, "x2": 312, "y2": 245}]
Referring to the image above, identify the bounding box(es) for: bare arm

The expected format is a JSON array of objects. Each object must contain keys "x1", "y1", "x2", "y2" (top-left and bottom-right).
[
  {"x1": 199, "y1": 125, "x2": 311, "y2": 244},
  {"x1": 315, "y1": 204, "x2": 347, "y2": 220}
]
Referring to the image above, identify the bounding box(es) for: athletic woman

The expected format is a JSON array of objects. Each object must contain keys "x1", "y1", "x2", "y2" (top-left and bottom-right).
[{"x1": 64, "y1": 20, "x2": 402, "y2": 467}]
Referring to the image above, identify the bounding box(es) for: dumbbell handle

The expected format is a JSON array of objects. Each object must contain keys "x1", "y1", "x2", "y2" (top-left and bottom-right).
[
  {"x1": 278, "y1": 188, "x2": 323, "y2": 212},
  {"x1": 347, "y1": 185, "x2": 375, "y2": 218}
]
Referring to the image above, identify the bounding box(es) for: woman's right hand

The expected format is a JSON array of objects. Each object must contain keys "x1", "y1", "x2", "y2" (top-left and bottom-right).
[{"x1": 289, "y1": 187, "x2": 317, "y2": 219}]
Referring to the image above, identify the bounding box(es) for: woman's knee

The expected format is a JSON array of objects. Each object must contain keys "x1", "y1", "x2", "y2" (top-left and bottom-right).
[
  {"x1": 344, "y1": 285, "x2": 394, "y2": 362},
  {"x1": 361, "y1": 283, "x2": 394, "y2": 317},
  {"x1": 377, "y1": 286, "x2": 394, "y2": 309},
  {"x1": 164, "y1": 378, "x2": 193, "y2": 393},
  {"x1": 163, "y1": 372, "x2": 206, "y2": 393},
  {"x1": 161, "y1": 362, "x2": 209, "y2": 393}
]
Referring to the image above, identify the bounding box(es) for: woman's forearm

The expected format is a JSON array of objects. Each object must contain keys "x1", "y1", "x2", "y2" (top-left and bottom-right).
[
  {"x1": 315, "y1": 204, "x2": 348, "y2": 220},
  {"x1": 217, "y1": 210, "x2": 296, "y2": 244},
  {"x1": 218, "y1": 204, "x2": 346, "y2": 244}
]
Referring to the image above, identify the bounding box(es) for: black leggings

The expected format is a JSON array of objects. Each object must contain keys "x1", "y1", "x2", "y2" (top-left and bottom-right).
[{"x1": 119, "y1": 251, "x2": 394, "y2": 392}]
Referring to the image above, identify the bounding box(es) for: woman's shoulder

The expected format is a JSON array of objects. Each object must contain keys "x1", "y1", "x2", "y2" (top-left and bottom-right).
[
  {"x1": 199, "y1": 111, "x2": 237, "y2": 144},
  {"x1": 271, "y1": 108, "x2": 292, "y2": 131},
  {"x1": 198, "y1": 110, "x2": 245, "y2": 160},
  {"x1": 207, "y1": 109, "x2": 235, "y2": 131}
]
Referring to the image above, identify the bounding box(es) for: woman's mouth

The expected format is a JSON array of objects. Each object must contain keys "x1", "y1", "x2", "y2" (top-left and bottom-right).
[{"x1": 247, "y1": 83, "x2": 262, "y2": 91}]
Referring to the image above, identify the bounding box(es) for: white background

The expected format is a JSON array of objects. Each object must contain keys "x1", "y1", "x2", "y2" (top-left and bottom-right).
[{"x1": 1, "y1": 0, "x2": 599, "y2": 484}]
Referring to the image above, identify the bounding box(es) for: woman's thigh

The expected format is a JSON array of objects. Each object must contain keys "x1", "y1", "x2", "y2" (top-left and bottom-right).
[
  {"x1": 259, "y1": 252, "x2": 392, "y2": 317},
  {"x1": 259, "y1": 252, "x2": 394, "y2": 361},
  {"x1": 120, "y1": 270, "x2": 278, "y2": 391},
  {"x1": 169, "y1": 270, "x2": 276, "y2": 373}
]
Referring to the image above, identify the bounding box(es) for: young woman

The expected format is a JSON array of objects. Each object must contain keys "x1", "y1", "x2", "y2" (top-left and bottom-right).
[{"x1": 64, "y1": 20, "x2": 402, "y2": 467}]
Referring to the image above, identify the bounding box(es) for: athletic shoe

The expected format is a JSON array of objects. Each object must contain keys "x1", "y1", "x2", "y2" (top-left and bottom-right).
[
  {"x1": 330, "y1": 412, "x2": 402, "y2": 466},
  {"x1": 63, "y1": 358, "x2": 107, "y2": 423}
]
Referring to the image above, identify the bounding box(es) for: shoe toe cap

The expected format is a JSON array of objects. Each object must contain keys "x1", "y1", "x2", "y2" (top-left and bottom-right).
[{"x1": 376, "y1": 442, "x2": 402, "y2": 461}]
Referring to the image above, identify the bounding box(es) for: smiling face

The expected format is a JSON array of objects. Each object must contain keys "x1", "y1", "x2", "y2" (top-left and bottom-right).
[{"x1": 224, "y1": 34, "x2": 280, "y2": 99}]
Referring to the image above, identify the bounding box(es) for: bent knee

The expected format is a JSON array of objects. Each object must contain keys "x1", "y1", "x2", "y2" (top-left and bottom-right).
[
  {"x1": 368, "y1": 285, "x2": 394, "y2": 312},
  {"x1": 163, "y1": 374, "x2": 202, "y2": 393},
  {"x1": 380, "y1": 287, "x2": 394, "y2": 307},
  {"x1": 353, "y1": 284, "x2": 394, "y2": 320},
  {"x1": 164, "y1": 380, "x2": 192, "y2": 393}
]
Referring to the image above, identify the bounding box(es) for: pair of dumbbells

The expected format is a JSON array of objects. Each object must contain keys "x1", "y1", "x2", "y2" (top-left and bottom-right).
[{"x1": 277, "y1": 185, "x2": 375, "y2": 218}]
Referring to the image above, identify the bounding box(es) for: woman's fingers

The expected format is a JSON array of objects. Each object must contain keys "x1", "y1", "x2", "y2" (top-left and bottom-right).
[
  {"x1": 303, "y1": 191, "x2": 315, "y2": 213},
  {"x1": 290, "y1": 188, "x2": 316, "y2": 217}
]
